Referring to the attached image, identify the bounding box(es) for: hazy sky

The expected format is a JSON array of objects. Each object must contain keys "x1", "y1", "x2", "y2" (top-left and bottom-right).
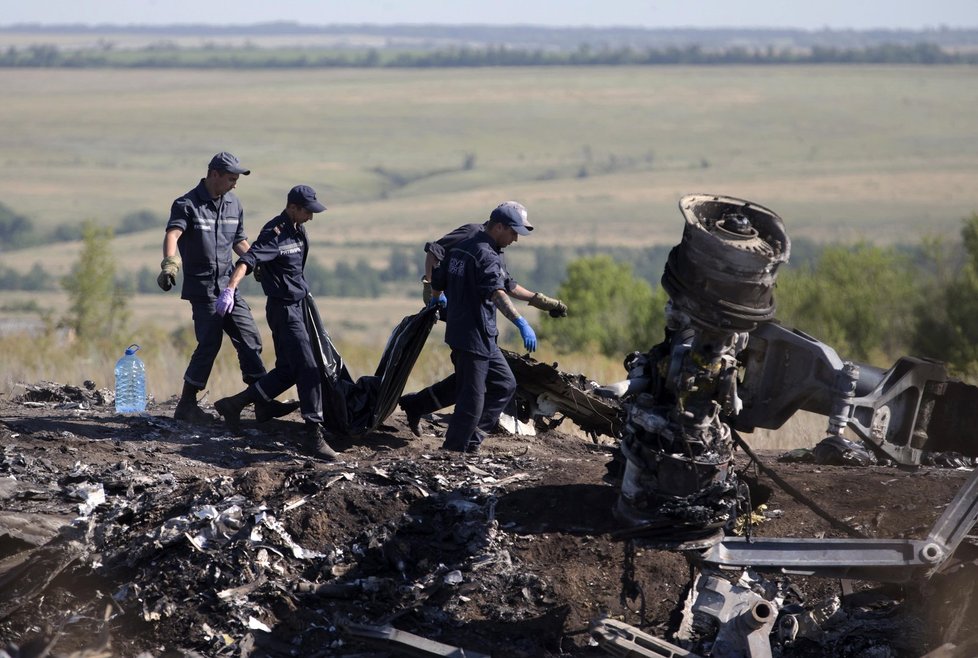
[{"x1": 3, "y1": 0, "x2": 976, "y2": 30}]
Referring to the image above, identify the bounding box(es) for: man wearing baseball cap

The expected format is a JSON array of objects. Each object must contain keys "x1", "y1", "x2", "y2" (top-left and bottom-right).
[
  {"x1": 399, "y1": 201, "x2": 568, "y2": 438},
  {"x1": 214, "y1": 184, "x2": 340, "y2": 460},
  {"x1": 419, "y1": 201, "x2": 542, "y2": 454},
  {"x1": 157, "y1": 151, "x2": 297, "y2": 425}
]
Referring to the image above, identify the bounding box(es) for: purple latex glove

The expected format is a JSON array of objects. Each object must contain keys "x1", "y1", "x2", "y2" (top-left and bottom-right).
[{"x1": 215, "y1": 288, "x2": 235, "y2": 316}]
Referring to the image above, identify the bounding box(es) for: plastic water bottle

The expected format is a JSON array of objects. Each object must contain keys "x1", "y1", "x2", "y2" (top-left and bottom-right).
[{"x1": 115, "y1": 343, "x2": 146, "y2": 413}]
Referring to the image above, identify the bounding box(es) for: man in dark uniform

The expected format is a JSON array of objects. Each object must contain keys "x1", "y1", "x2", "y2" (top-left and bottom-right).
[
  {"x1": 426, "y1": 201, "x2": 540, "y2": 453},
  {"x1": 399, "y1": 202, "x2": 568, "y2": 437},
  {"x1": 157, "y1": 152, "x2": 297, "y2": 424},
  {"x1": 212, "y1": 185, "x2": 340, "y2": 460}
]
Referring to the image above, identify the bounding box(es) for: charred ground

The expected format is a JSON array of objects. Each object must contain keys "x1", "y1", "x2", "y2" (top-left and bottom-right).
[{"x1": 1, "y1": 383, "x2": 976, "y2": 657}]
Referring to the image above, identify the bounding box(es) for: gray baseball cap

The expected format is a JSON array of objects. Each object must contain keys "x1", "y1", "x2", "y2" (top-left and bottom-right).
[
  {"x1": 208, "y1": 151, "x2": 251, "y2": 175},
  {"x1": 490, "y1": 201, "x2": 533, "y2": 235}
]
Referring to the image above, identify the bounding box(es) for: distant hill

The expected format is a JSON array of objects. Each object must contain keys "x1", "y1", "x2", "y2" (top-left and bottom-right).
[{"x1": 2, "y1": 23, "x2": 978, "y2": 52}]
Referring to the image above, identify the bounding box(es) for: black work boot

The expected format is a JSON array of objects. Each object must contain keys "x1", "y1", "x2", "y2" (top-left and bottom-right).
[
  {"x1": 303, "y1": 422, "x2": 339, "y2": 461},
  {"x1": 398, "y1": 396, "x2": 422, "y2": 437},
  {"x1": 174, "y1": 382, "x2": 217, "y2": 424},
  {"x1": 214, "y1": 388, "x2": 256, "y2": 432},
  {"x1": 254, "y1": 398, "x2": 300, "y2": 423}
]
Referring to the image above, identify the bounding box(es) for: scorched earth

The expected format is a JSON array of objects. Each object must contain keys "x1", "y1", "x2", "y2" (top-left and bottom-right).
[{"x1": 0, "y1": 382, "x2": 976, "y2": 657}]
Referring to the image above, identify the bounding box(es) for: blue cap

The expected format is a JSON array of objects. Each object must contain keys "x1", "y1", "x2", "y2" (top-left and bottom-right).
[
  {"x1": 490, "y1": 201, "x2": 533, "y2": 235},
  {"x1": 208, "y1": 151, "x2": 250, "y2": 175},
  {"x1": 287, "y1": 185, "x2": 327, "y2": 213}
]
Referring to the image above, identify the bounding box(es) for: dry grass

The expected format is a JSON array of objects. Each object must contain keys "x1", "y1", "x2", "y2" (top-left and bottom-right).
[{"x1": 0, "y1": 302, "x2": 855, "y2": 453}]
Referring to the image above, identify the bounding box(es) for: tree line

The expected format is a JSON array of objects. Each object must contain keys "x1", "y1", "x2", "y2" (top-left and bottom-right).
[
  {"x1": 544, "y1": 214, "x2": 978, "y2": 381},
  {"x1": 2, "y1": 42, "x2": 976, "y2": 68},
  {"x1": 0, "y1": 201, "x2": 157, "y2": 249}
]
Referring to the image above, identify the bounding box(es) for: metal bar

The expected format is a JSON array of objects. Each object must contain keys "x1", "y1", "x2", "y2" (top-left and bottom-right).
[
  {"x1": 698, "y1": 537, "x2": 936, "y2": 583},
  {"x1": 339, "y1": 620, "x2": 491, "y2": 658},
  {"x1": 925, "y1": 466, "x2": 978, "y2": 571},
  {"x1": 590, "y1": 618, "x2": 703, "y2": 658}
]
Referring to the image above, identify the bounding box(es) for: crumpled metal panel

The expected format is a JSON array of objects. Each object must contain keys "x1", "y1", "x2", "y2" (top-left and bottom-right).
[{"x1": 503, "y1": 349, "x2": 622, "y2": 437}]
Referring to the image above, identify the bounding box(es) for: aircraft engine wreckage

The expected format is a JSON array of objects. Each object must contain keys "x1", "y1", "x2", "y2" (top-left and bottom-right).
[
  {"x1": 579, "y1": 194, "x2": 978, "y2": 658},
  {"x1": 607, "y1": 194, "x2": 792, "y2": 547}
]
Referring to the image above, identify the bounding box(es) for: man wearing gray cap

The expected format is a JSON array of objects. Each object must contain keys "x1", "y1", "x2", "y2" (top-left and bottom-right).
[
  {"x1": 399, "y1": 201, "x2": 568, "y2": 438},
  {"x1": 424, "y1": 201, "x2": 542, "y2": 454},
  {"x1": 214, "y1": 185, "x2": 341, "y2": 461},
  {"x1": 157, "y1": 151, "x2": 296, "y2": 424}
]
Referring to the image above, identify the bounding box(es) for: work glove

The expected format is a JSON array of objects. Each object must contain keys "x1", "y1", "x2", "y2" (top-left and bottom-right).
[
  {"x1": 422, "y1": 278, "x2": 433, "y2": 305},
  {"x1": 215, "y1": 288, "x2": 235, "y2": 316},
  {"x1": 514, "y1": 317, "x2": 537, "y2": 352},
  {"x1": 529, "y1": 292, "x2": 568, "y2": 318},
  {"x1": 157, "y1": 256, "x2": 181, "y2": 291},
  {"x1": 427, "y1": 291, "x2": 447, "y2": 309}
]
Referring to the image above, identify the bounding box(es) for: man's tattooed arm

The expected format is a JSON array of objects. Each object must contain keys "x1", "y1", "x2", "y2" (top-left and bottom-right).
[{"x1": 492, "y1": 289, "x2": 521, "y2": 322}]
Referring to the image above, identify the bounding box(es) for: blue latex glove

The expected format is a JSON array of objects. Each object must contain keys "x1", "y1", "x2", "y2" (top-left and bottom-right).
[
  {"x1": 514, "y1": 317, "x2": 537, "y2": 352},
  {"x1": 215, "y1": 288, "x2": 235, "y2": 316},
  {"x1": 428, "y1": 292, "x2": 447, "y2": 309}
]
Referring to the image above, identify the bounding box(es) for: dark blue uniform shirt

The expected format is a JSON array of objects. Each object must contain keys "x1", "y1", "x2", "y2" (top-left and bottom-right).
[
  {"x1": 427, "y1": 223, "x2": 517, "y2": 293},
  {"x1": 166, "y1": 179, "x2": 247, "y2": 301},
  {"x1": 432, "y1": 231, "x2": 508, "y2": 357},
  {"x1": 236, "y1": 213, "x2": 310, "y2": 303}
]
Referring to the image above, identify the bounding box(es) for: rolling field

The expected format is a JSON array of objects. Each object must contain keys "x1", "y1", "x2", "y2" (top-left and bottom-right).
[
  {"x1": 1, "y1": 65, "x2": 976, "y2": 253},
  {"x1": 1, "y1": 64, "x2": 977, "y2": 433}
]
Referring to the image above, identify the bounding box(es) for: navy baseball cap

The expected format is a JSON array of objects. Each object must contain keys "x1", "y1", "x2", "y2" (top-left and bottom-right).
[
  {"x1": 287, "y1": 185, "x2": 327, "y2": 213},
  {"x1": 490, "y1": 201, "x2": 533, "y2": 235},
  {"x1": 208, "y1": 151, "x2": 250, "y2": 175}
]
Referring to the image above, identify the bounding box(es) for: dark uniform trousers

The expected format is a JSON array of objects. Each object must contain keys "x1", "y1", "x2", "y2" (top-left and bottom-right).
[
  {"x1": 185, "y1": 291, "x2": 265, "y2": 389},
  {"x1": 400, "y1": 374, "x2": 457, "y2": 418},
  {"x1": 442, "y1": 344, "x2": 516, "y2": 451},
  {"x1": 252, "y1": 298, "x2": 324, "y2": 423}
]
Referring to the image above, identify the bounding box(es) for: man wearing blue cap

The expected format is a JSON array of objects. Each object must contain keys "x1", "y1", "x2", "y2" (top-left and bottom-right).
[
  {"x1": 425, "y1": 201, "x2": 543, "y2": 453},
  {"x1": 399, "y1": 201, "x2": 568, "y2": 438},
  {"x1": 158, "y1": 151, "x2": 297, "y2": 424},
  {"x1": 213, "y1": 185, "x2": 341, "y2": 460}
]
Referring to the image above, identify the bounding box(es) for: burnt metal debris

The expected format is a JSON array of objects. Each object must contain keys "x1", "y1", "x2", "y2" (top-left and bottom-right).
[
  {"x1": 599, "y1": 193, "x2": 978, "y2": 546},
  {"x1": 14, "y1": 380, "x2": 109, "y2": 408},
  {"x1": 338, "y1": 619, "x2": 492, "y2": 657},
  {"x1": 734, "y1": 322, "x2": 978, "y2": 467},
  {"x1": 503, "y1": 349, "x2": 622, "y2": 438},
  {"x1": 1, "y1": 417, "x2": 568, "y2": 657},
  {"x1": 610, "y1": 194, "x2": 791, "y2": 546},
  {"x1": 594, "y1": 194, "x2": 978, "y2": 657},
  {"x1": 698, "y1": 463, "x2": 978, "y2": 583}
]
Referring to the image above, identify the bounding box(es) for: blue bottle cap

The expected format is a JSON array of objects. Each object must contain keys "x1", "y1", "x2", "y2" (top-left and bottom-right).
[{"x1": 125, "y1": 344, "x2": 141, "y2": 356}]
